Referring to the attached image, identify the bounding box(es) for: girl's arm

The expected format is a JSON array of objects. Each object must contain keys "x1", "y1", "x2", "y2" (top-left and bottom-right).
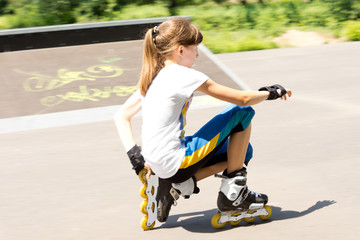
[
  {"x1": 114, "y1": 91, "x2": 152, "y2": 177},
  {"x1": 197, "y1": 79, "x2": 291, "y2": 106},
  {"x1": 114, "y1": 90, "x2": 142, "y2": 151}
]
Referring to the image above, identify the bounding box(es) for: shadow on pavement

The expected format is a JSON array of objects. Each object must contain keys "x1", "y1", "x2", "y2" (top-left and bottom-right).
[{"x1": 158, "y1": 200, "x2": 336, "y2": 233}]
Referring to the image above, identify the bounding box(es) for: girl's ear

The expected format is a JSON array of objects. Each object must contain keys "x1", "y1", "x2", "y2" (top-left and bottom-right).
[{"x1": 177, "y1": 45, "x2": 184, "y2": 57}]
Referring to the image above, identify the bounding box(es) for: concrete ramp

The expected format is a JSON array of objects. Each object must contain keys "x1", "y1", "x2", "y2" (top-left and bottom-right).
[{"x1": 0, "y1": 41, "x2": 243, "y2": 119}]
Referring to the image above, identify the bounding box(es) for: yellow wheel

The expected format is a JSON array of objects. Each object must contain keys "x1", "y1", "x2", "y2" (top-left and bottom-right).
[
  {"x1": 259, "y1": 205, "x2": 272, "y2": 221},
  {"x1": 211, "y1": 212, "x2": 226, "y2": 229},
  {"x1": 229, "y1": 213, "x2": 242, "y2": 226},
  {"x1": 244, "y1": 210, "x2": 256, "y2": 223},
  {"x1": 139, "y1": 169, "x2": 147, "y2": 184},
  {"x1": 140, "y1": 200, "x2": 148, "y2": 214},
  {"x1": 140, "y1": 184, "x2": 148, "y2": 199},
  {"x1": 140, "y1": 215, "x2": 155, "y2": 231}
]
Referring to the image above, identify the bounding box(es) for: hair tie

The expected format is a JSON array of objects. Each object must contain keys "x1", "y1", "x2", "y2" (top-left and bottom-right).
[
  {"x1": 153, "y1": 26, "x2": 159, "y2": 34},
  {"x1": 152, "y1": 26, "x2": 159, "y2": 44}
]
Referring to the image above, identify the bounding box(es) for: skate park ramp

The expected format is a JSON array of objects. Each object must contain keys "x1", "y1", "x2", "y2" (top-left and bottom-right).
[
  {"x1": 0, "y1": 40, "x2": 244, "y2": 119},
  {"x1": 0, "y1": 40, "x2": 244, "y2": 132}
]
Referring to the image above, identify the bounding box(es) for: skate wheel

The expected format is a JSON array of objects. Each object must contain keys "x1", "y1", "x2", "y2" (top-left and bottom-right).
[
  {"x1": 259, "y1": 205, "x2": 272, "y2": 221},
  {"x1": 140, "y1": 184, "x2": 148, "y2": 199},
  {"x1": 244, "y1": 216, "x2": 256, "y2": 223},
  {"x1": 140, "y1": 200, "x2": 148, "y2": 214},
  {"x1": 211, "y1": 213, "x2": 226, "y2": 229},
  {"x1": 139, "y1": 169, "x2": 147, "y2": 184},
  {"x1": 229, "y1": 213, "x2": 242, "y2": 226},
  {"x1": 244, "y1": 210, "x2": 256, "y2": 223},
  {"x1": 141, "y1": 215, "x2": 155, "y2": 231}
]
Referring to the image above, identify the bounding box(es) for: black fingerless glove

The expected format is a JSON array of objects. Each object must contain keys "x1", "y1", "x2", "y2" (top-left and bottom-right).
[
  {"x1": 127, "y1": 145, "x2": 145, "y2": 175},
  {"x1": 259, "y1": 84, "x2": 287, "y2": 100}
]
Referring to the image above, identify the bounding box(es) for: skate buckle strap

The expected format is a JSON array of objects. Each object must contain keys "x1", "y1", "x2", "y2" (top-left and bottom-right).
[
  {"x1": 233, "y1": 187, "x2": 249, "y2": 207},
  {"x1": 170, "y1": 188, "x2": 179, "y2": 206}
]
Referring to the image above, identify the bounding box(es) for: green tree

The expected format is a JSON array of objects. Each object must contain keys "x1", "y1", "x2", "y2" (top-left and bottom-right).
[
  {"x1": 0, "y1": 0, "x2": 8, "y2": 15},
  {"x1": 76, "y1": 0, "x2": 109, "y2": 19},
  {"x1": 37, "y1": 0, "x2": 76, "y2": 25},
  {"x1": 322, "y1": 0, "x2": 354, "y2": 21}
]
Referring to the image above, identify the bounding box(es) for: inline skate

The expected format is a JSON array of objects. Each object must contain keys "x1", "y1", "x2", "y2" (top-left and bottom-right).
[
  {"x1": 211, "y1": 168, "x2": 272, "y2": 229},
  {"x1": 138, "y1": 169, "x2": 179, "y2": 230}
]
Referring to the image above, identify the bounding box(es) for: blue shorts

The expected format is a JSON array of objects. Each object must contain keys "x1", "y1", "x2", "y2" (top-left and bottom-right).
[{"x1": 166, "y1": 104, "x2": 255, "y2": 183}]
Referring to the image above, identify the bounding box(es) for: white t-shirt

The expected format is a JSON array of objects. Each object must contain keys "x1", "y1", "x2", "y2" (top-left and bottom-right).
[{"x1": 141, "y1": 64, "x2": 209, "y2": 179}]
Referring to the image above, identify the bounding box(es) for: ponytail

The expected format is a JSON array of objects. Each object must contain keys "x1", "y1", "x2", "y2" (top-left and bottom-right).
[{"x1": 138, "y1": 28, "x2": 163, "y2": 96}]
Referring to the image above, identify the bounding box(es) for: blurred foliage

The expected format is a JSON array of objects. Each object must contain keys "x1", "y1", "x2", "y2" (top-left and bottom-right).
[
  {"x1": 342, "y1": 20, "x2": 360, "y2": 40},
  {"x1": 0, "y1": 0, "x2": 7, "y2": 15},
  {"x1": 202, "y1": 30, "x2": 278, "y2": 53},
  {"x1": 0, "y1": 0, "x2": 359, "y2": 52}
]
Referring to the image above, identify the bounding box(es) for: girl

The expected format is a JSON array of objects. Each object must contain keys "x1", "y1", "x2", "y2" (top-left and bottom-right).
[{"x1": 114, "y1": 17, "x2": 291, "y2": 223}]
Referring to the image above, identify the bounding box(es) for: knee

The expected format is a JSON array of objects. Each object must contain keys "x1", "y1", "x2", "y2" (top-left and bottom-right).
[
  {"x1": 233, "y1": 105, "x2": 255, "y2": 122},
  {"x1": 231, "y1": 106, "x2": 255, "y2": 132}
]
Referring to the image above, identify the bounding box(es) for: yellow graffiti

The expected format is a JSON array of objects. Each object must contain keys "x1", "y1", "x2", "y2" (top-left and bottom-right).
[
  {"x1": 40, "y1": 85, "x2": 137, "y2": 107},
  {"x1": 15, "y1": 61, "x2": 138, "y2": 107},
  {"x1": 15, "y1": 64, "x2": 124, "y2": 92}
]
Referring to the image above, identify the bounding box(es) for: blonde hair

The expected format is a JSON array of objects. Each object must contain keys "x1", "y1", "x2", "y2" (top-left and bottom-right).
[{"x1": 138, "y1": 17, "x2": 203, "y2": 96}]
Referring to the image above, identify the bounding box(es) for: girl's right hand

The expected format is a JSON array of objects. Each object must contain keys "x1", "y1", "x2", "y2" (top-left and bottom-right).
[
  {"x1": 144, "y1": 163, "x2": 152, "y2": 179},
  {"x1": 278, "y1": 88, "x2": 292, "y2": 100},
  {"x1": 259, "y1": 84, "x2": 291, "y2": 100}
]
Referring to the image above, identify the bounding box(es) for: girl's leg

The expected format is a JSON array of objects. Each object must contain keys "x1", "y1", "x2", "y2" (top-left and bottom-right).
[
  {"x1": 194, "y1": 161, "x2": 227, "y2": 181},
  {"x1": 194, "y1": 122, "x2": 251, "y2": 181},
  {"x1": 227, "y1": 122, "x2": 251, "y2": 174},
  {"x1": 167, "y1": 104, "x2": 255, "y2": 183}
]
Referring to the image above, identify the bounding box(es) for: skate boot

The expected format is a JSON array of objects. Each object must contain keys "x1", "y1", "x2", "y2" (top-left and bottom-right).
[
  {"x1": 211, "y1": 168, "x2": 272, "y2": 229},
  {"x1": 172, "y1": 176, "x2": 200, "y2": 199},
  {"x1": 138, "y1": 170, "x2": 179, "y2": 230},
  {"x1": 157, "y1": 176, "x2": 200, "y2": 222},
  {"x1": 156, "y1": 178, "x2": 179, "y2": 223}
]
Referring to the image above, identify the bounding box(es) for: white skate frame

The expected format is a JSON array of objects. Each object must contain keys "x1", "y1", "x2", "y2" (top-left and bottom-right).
[
  {"x1": 218, "y1": 206, "x2": 270, "y2": 224},
  {"x1": 144, "y1": 174, "x2": 159, "y2": 228}
]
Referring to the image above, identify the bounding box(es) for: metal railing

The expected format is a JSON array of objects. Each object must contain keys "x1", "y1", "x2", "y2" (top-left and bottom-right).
[{"x1": 0, "y1": 16, "x2": 187, "y2": 52}]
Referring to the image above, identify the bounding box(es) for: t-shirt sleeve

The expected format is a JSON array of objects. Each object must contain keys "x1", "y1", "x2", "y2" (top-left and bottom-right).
[{"x1": 180, "y1": 67, "x2": 209, "y2": 97}]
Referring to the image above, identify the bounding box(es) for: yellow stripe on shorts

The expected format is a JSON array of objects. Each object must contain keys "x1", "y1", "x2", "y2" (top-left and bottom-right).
[{"x1": 179, "y1": 133, "x2": 220, "y2": 169}]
